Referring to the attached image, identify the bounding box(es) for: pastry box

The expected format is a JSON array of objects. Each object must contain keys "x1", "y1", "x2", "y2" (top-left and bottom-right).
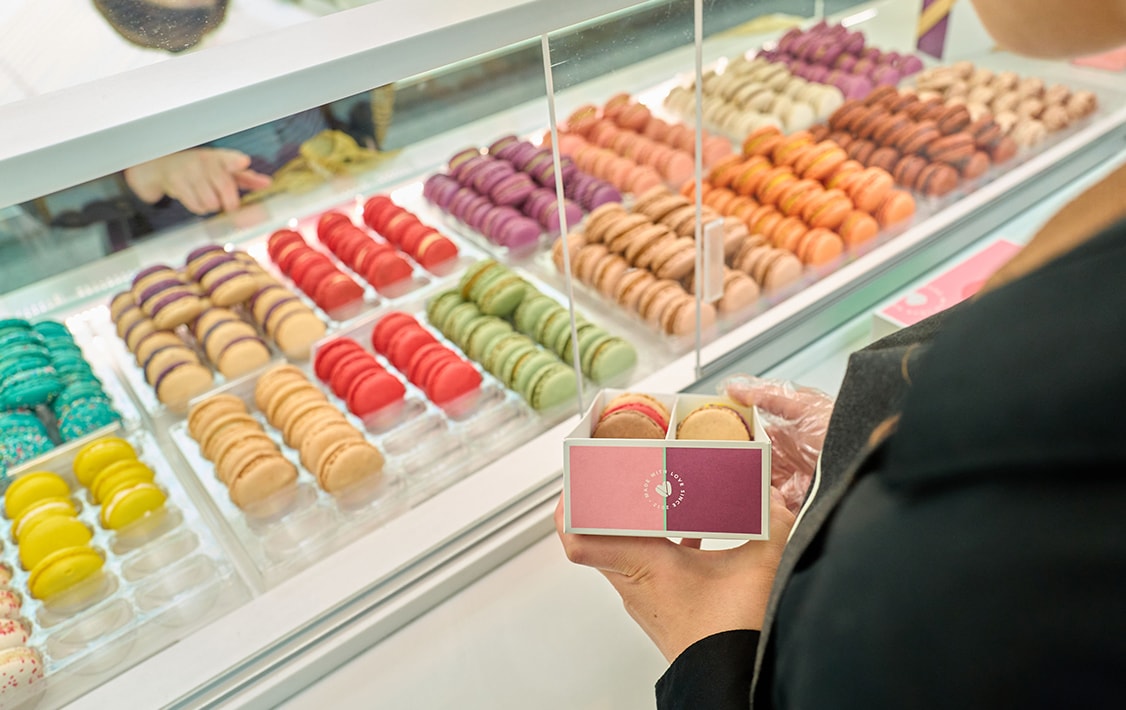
[{"x1": 563, "y1": 389, "x2": 771, "y2": 539}]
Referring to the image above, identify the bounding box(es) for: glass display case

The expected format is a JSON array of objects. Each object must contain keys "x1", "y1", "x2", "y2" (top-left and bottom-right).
[{"x1": 1, "y1": 0, "x2": 1124, "y2": 706}]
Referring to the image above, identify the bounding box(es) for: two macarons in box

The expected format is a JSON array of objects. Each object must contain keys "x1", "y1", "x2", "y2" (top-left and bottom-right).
[{"x1": 564, "y1": 390, "x2": 771, "y2": 539}]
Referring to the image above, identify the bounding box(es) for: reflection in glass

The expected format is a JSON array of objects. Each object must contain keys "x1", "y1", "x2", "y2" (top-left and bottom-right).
[{"x1": 93, "y1": 0, "x2": 230, "y2": 53}]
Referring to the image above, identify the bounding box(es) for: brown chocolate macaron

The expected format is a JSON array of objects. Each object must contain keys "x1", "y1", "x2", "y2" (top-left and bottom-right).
[
  {"x1": 916, "y1": 162, "x2": 960, "y2": 197},
  {"x1": 893, "y1": 154, "x2": 928, "y2": 189},
  {"x1": 936, "y1": 105, "x2": 972, "y2": 135},
  {"x1": 897, "y1": 120, "x2": 942, "y2": 156},
  {"x1": 925, "y1": 132, "x2": 976, "y2": 166},
  {"x1": 867, "y1": 146, "x2": 901, "y2": 174}
]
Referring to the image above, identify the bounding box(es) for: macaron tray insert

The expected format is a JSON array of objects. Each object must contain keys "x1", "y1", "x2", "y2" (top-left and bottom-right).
[
  {"x1": 167, "y1": 364, "x2": 419, "y2": 585},
  {"x1": 320, "y1": 307, "x2": 548, "y2": 492},
  {"x1": 97, "y1": 243, "x2": 336, "y2": 420},
  {"x1": 0, "y1": 429, "x2": 243, "y2": 709}
]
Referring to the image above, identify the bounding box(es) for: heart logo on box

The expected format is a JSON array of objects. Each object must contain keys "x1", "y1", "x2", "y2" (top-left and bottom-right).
[{"x1": 655, "y1": 481, "x2": 672, "y2": 498}]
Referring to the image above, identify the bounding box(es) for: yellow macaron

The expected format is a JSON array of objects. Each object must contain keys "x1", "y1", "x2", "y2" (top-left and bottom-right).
[
  {"x1": 12, "y1": 497, "x2": 78, "y2": 543},
  {"x1": 72, "y1": 437, "x2": 138, "y2": 488},
  {"x1": 90, "y1": 459, "x2": 155, "y2": 505},
  {"x1": 3, "y1": 471, "x2": 70, "y2": 520},
  {"x1": 99, "y1": 483, "x2": 167, "y2": 530},
  {"x1": 28, "y1": 546, "x2": 105, "y2": 600},
  {"x1": 18, "y1": 515, "x2": 92, "y2": 570}
]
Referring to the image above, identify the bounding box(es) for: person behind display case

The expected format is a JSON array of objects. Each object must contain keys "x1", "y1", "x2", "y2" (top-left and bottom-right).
[
  {"x1": 556, "y1": 1, "x2": 1126, "y2": 707},
  {"x1": 40, "y1": 0, "x2": 395, "y2": 247}
]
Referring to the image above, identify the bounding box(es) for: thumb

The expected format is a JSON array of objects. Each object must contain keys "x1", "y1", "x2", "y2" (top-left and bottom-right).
[{"x1": 727, "y1": 377, "x2": 806, "y2": 421}]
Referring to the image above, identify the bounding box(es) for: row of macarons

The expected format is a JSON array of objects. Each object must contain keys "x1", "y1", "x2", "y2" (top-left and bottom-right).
[
  {"x1": 423, "y1": 136, "x2": 620, "y2": 253},
  {"x1": 186, "y1": 365, "x2": 385, "y2": 511},
  {"x1": 690, "y1": 130, "x2": 917, "y2": 252},
  {"x1": 590, "y1": 392, "x2": 754, "y2": 441},
  {"x1": 561, "y1": 97, "x2": 733, "y2": 188},
  {"x1": 814, "y1": 86, "x2": 1019, "y2": 192},
  {"x1": 910, "y1": 60, "x2": 1098, "y2": 147},
  {"x1": 421, "y1": 260, "x2": 639, "y2": 410},
  {"x1": 666, "y1": 56, "x2": 846, "y2": 138},
  {"x1": 266, "y1": 195, "x2": 463, "y2": 316},
  {"x1": 759, "y1": 21, "x2": 926, "y2": 100},
  {"x1": 110, "y1": 249, "x2": 327, "y2": 407}
]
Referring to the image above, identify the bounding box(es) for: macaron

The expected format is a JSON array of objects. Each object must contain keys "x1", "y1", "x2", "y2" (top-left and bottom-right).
[
  {"x1": 4, "y1": 471, "x2": 70, "y2": 520},
  {"x1": 90, "y1": 458, "x2": 155, "y2": 505},
  {"x1": 72, "y1": 436, "x2": 138, "y2": 488},
  {"x1": 226, "y1": 451, "x2": 299, "y2": 512},
  {"x1": 315, "y1": 438, "x2": 385, "y2": 493},
  {"x1": 100, "y1": 482, "x2": 166, "y2": 530},
  {"x1": 27, "y1": 546, "x2": 104, "y2": 600},
  {"x1": 19, "y1": 513, "x2": 92, "y2": 570},
  {"x1": 12, "y1": 498, "x2": 78, "y2": 543},
  {"x1": 592, "y1": 395, "x2": 668, "y2": 438},
  {"x1": 676, "y1": 403, "x2": 753, "y2": 441}
]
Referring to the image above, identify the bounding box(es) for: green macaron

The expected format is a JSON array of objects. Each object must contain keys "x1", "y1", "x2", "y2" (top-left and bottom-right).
[
  {"x1": 426, "y1": 289, "x2": 464, "y2": 327},
  {"x1": 584, "y1": 336, "x2": 638, "y2": 384},
  {"x1": 483, "y1": 333, "x2": 530, "y2": 377},
  {"x1": 512, "y1": 350, "x2": 562, "y2": 400},
  {"x1": 513, "y1": 293, "x2": 559, "y2": 336},
  {"x1": 476, "y1": 274, "x2": 528, "y2": 318},
  {"x1": 527, "y1": 362, "x2": 578, "y2": 411},
  {"x1": 465, "y1": 318, "x2": 514, "y2": 362}
]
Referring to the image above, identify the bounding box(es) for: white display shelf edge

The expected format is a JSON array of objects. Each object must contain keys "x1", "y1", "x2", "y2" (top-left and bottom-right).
[{"x1": 0, "y1": 0, "x2": 648, "y2": 209}]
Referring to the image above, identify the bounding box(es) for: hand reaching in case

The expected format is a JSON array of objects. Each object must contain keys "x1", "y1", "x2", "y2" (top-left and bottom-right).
[{"x1": 124, "y1": 148, "x2": 272, "y2": 216}]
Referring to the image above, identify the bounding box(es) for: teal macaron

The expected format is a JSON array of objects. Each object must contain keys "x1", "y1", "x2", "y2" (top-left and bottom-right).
[
  {"x1": 57, "y1": 400, "x2": 121, "y2": 441},
  {"x1": 31, "y1": 320, "x2": 72, "y2": 339},
  {"x1": 0, "y1": 319, "x2": 32, "y2": 338},
  {"x1": 0, "y1": 366, "x2": 64, "y2": 408},
  {"x1": 0, "y1": 411, "x2": 55, "y2": 471}
]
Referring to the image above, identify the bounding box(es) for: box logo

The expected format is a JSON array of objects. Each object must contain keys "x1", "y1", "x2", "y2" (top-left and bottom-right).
[{"x1": 643, "y1": 468, "x2": 685, "y2": 510}]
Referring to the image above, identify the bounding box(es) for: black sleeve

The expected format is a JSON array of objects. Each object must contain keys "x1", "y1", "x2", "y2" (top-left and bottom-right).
[{"x1": 655, "y1": 630, "x2": 759, "y2": 710}]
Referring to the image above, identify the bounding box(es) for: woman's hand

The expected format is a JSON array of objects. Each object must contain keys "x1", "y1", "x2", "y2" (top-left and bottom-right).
[
  {"x1": 556, "y1": 489, "x2": 795, "y2": 664},
  {"x1": 726, "y1": 376, "x2": 833, "y2": 513},
  {"x1": 124, "y1": 148, "x2": 272, "y2": 215}
]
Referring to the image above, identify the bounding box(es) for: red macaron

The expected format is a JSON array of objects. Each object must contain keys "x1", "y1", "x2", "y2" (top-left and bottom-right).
[
  {"x1": 346, "y1": 367, "x2": 407, "y2": 418},
  {"x1": 371, "y1": 311, "x2": 420, "y2": 355},
  {"x1": 314, "y1": 338, "x2": 364, "y2": 381}
]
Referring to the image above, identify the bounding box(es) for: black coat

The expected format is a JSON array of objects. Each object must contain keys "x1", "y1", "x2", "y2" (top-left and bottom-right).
[{"x1": 657, "y1": 218, "x2": 1126, "y2": 708}]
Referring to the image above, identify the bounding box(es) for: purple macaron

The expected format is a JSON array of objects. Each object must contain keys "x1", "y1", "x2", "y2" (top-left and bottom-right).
[{"x1": 490, "y1": 172, "x2": 536, "y2": 207}]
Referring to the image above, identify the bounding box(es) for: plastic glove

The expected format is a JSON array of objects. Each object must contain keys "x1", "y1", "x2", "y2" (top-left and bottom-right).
[
  {"x1": 124, "y1": 148, "x2": 272, "y2": 215},
  {"x1": 724, "y1": 376, "x2": 834, "y2": 514},
  {"x1": 555, "y1": 488, "x2": 795, "y2": 663}
]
